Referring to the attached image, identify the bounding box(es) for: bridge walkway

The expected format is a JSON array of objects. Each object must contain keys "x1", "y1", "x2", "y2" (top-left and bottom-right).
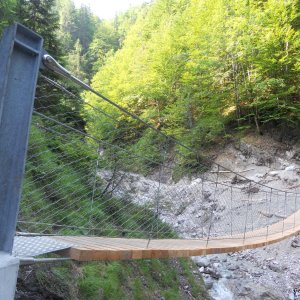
[{"x1": 40, "y1": 209, "x2": 300, "y2": 261}]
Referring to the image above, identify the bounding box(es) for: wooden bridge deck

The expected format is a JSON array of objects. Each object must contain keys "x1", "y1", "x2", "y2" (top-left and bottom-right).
[{"x1": 52, "y1": 210, "x2": 300, "y2": 261}]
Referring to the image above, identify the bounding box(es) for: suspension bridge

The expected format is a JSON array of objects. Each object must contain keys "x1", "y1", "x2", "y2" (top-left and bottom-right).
[{"x1": 0, "y1": 22, "x2": 300, "y2": 298}]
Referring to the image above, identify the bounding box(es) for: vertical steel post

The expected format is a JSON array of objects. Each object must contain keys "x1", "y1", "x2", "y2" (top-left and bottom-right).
[{"x1": 0, "y1": 23, "x2": 43, "y2": 253}]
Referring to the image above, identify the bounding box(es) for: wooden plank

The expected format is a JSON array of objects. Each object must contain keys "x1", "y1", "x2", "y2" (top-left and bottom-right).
[{"x1": 51, "y1": 210, "x2": 300, "y2": 261}]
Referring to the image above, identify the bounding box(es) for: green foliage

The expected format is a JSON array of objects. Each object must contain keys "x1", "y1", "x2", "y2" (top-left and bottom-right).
[
  {"x1": 27, "y1": 258, "x2": 209, "y2": 299},
  {"x1": 83, "y1": 0, "x2": 300, "y2": 170},
  {"x1": 4, "y1": 0, "x2": 300, "y2": 298},
  {"x1": 55, "y1": 0, "x2": 77, "y2": 51},
  {"x1": 54, "y1": 0, "x2": 137, "y2": 82},
  {"x1": 0, "y1": 1, "x2": 210, "y2": 299},
  {"x1": 67, "y1": 39, "x2": 87, "y2": 80},
  {"x1": 18, "y1": 118, "x2": 206, "y2": 298},
  {"x1": 126, "y1": 129, "x2": 166, "y2": 172},
  {"x1": 0, "y1": 0, "x2": 15, "y2": 32},
  {"x1": 180, "y1": 258, "x2": 208, "y2": 298},
  {"x1": 19, "y1": 113, "x2": 176, "y2": 238},
  {"x1": 162, "y1": 289, "x2": 181, "y2": 300},
  {"x1": 16, "y1": 0, "x2": 61, "y2": 57}
]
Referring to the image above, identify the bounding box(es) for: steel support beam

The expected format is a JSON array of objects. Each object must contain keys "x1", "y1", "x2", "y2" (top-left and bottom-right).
[{"x1": 0, "y1": 23, "x2": 43, "y2": 253}]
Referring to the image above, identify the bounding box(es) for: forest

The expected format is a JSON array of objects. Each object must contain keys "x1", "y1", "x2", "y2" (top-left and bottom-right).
[
  {"x1": 3, "y1": 0, "x2": 300, "y2": 152},
  {"x1": 1, "y1": 0, "x2": 300, "y2": 299},
  {"x1": 85, "y1": 0, "x2": 300, "y2": 157}
]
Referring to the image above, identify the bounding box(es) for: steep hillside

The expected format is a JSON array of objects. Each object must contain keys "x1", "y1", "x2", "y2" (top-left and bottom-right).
[
  {"x1": 0, "y1": 1, "x2": 210, "y2": 299},
  {"x1": 1, "y1": 1, "x2": 300, "y2": 299},
  {"x1": 16, "y1": 258, "x2": 209, "y2": 299},
  {"x1": 15, "y1": 111, "x2": 209, "y2": 300},
  {"x1": 86, "y1": 0, "x2": 300, "y2": 161}
]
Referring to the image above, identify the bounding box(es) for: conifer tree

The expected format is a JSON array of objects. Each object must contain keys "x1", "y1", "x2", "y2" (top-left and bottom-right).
[
  {"x1": 0, "y1": 0, "x2": 15, "y2": 32},
  {"x1": 16, "y1": 0, "x2": 61, "y2": 57}
]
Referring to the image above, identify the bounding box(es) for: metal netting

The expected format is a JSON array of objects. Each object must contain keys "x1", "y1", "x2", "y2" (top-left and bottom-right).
[{"x1": 16, "y1": 57, "x2": 300, "y2": 247}]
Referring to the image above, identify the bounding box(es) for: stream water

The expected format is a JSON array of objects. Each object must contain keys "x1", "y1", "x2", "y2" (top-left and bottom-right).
[{"x1": 210, "y1": 279, "x2": 234, "y2": 300}]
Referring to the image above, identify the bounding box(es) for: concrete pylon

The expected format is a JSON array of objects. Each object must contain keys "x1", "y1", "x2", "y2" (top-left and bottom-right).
[{"x1": 0, "y1": 253, "x2": 20, "y2": 299}]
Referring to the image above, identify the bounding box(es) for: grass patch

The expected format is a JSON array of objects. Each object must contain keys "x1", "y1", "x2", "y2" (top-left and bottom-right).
[{"x1": 18, "y1": 119, "x2": 209, "y2": 299}]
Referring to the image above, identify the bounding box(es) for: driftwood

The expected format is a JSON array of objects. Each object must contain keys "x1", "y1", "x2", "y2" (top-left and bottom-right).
[
  {"x1": 259, "y1": 211, "x2": 286, "y2": 219},
  {"x1": 274, "y1": 213, "x2": 286, "y2": 219},
  {"x1": 289, "y1": 184, "x2": 300, "y2": 190},
  {"x1": 259, "y1": 211, "x2": 273, "y2": 218},
  {"x1": 210, "y1": 168, "x2": 255, "y2": 174}
]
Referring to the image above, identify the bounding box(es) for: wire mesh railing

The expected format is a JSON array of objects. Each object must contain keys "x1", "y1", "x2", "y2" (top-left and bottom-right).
[{"x1": 16, "y1": 54, "x2": 300, "y2": 247}]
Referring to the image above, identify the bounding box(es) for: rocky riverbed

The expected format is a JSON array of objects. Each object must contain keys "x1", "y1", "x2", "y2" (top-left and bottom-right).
[
  {"x1": 195, "y1": 234, "x2": 300, "y2": 300},
  {"x1": 197, "y1": 135, "x2": 300, "y2": 300},
  {"x1": 98, "y1": 133, "x2": 300, "y2": 299}
]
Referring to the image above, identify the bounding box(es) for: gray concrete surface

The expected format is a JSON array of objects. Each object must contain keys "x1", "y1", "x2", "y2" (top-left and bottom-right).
[{"x1": 0, "y1": 252, "x2": 20, "y2": 300}]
